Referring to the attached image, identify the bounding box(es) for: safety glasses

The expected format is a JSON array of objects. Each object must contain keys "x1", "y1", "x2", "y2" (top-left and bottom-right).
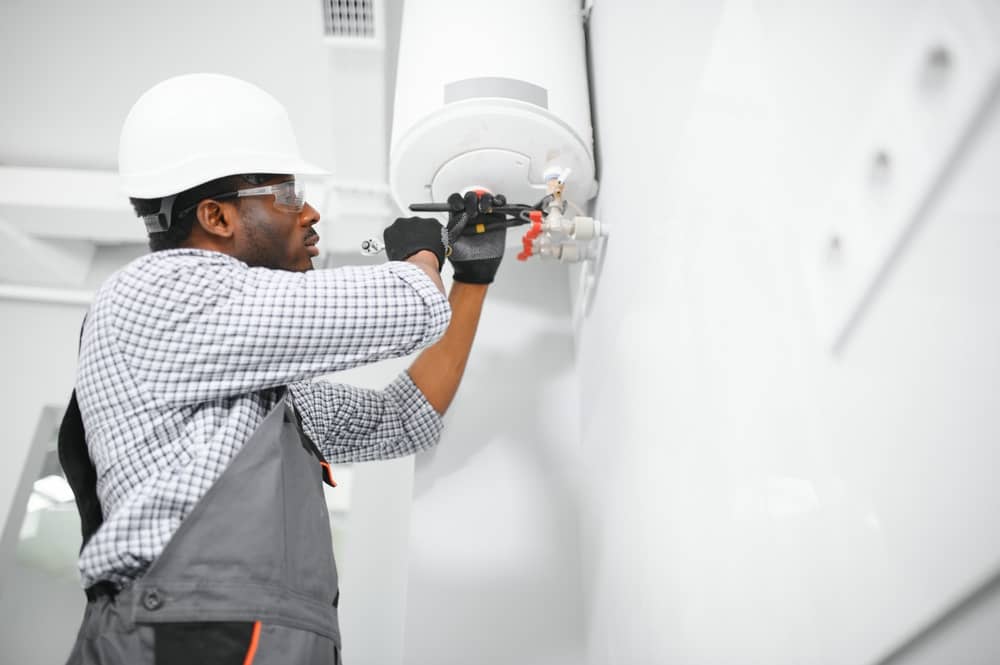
[
  {"x1": 142, "y1": 180, "x2": 309, "y2": 233},
  {"x1": 222, "y1": 180, "x2": 307, "y2": 213}
]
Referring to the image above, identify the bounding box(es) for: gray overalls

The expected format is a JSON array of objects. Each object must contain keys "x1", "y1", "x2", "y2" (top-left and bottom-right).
[{"x1": 60, "y1": 390, "x2": 343, "y2": 664}]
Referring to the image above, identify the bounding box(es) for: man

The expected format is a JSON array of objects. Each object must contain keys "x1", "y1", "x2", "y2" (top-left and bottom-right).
[{"x1": 59, "y1": 73, "x2": 506, "y2": 664}]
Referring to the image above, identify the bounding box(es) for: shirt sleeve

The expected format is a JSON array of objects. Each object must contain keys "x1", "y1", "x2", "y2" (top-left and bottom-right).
[
  {"x1": 288, "y1": 371, "x2": 444, "y2": 463},
  {"x1": 106, "y1": 251, "x2": 450, "y2": 405}
]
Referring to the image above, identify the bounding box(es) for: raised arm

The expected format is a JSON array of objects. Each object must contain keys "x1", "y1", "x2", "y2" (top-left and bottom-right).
[
  {"x1": 288, "y1": 281, "x2": 487, "y2": 462},
  {"x1": 102, "y1": 250, "x2": 450, "y2": 405}
]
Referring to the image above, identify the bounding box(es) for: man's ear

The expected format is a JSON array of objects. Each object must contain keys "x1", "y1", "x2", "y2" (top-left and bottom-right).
[{"x1": 195, "y1": 199, "x2": 236, "y2": 238}]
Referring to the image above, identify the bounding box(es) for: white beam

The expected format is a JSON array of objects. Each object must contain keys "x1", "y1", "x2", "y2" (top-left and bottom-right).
[
  {"x1": 0, "y1": 166, "x2": 142, "y2": 243},
  {"x1": 0, "y1": 219, "x2": 95, "y2": 286},
  {"x1": 0, "y1": 166, "x2": 128, "y2": 210},
  {"x1": 0, "y1": 283, "x2": 93, "y2": 306}
]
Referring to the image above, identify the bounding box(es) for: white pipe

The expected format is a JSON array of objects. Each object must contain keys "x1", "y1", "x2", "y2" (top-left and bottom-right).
[{"x1": 0, "y1": 284, "x2": 93, "y2": 306}]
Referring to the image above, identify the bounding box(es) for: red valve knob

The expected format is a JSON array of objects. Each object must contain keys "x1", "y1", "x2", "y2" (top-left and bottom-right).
[
  {"x1": 517, "y1": 237, "x2": 533, "y2": 261},
  {"x1": 517, "y1": 211, "x2": 545, "y2": 261}
]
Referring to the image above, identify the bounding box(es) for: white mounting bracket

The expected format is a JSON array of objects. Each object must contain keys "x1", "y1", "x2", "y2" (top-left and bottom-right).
[
  {"x1": 803, "y1": 0, "x2": 1000, "y2": 353},
  {"x1": 571, "y1": 234, "x2": 607, "y2": 329},
  {"x1": 569, "y1": 206, "x2": 609, "y2": 330}
]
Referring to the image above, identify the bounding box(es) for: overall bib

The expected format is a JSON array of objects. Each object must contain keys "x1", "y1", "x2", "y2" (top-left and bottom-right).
[{"x1": 60, "y1": 391, "x2": 343, "y2": 664}]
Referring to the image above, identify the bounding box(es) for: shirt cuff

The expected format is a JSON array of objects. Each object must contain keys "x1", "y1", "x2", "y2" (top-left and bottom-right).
[
  {"x1": 386, "y1": 262, "x2": 451, "y2": 346},
  {"x1": 387, "y1": 370, "x2": 444, "y2": 453}
]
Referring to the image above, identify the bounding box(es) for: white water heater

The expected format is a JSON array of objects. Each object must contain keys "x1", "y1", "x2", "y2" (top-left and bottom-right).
[{"x1": 389, "y1": 0, "x2": 598, "y2": 214}]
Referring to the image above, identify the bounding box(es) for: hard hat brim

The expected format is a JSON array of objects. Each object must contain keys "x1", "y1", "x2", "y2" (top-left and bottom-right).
[{"x1": 120, "y1": 153, "x2": 331, "y2": 199}]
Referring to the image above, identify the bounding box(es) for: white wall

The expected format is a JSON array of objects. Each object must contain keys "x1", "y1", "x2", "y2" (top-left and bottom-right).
[
  {"x1": 579, "y1": 1, "x2": 1000, "y2": 664},
  {"x1": 0, "y1": 301, "x2": 88, "y2": 559},
  {"x1": 0, "y1": 299, "x2": 88, "y2": 663},
  {"x1": 0, "y1": 0, "x2": 337, "y2": 172},
  {"x1": 402, "y1": 260, "x2": 585, "y2": 665}
]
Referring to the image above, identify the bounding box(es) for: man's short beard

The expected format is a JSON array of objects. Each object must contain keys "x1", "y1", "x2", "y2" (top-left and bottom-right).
[{"x1": 240, "y1": 205, "x2": 287, "y2": 270}]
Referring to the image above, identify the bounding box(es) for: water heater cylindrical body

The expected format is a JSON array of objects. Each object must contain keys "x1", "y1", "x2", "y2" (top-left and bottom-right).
[{"x1": 390, "y1": 0, "x2": 597, "y2": 214}]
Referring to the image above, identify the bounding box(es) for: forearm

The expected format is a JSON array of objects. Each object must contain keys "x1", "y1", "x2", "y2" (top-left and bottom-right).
[{"x1": 407, "y1": 281, "x2": 488, "y2": 414}]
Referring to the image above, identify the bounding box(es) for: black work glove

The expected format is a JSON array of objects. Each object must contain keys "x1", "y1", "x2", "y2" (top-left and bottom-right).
[
  {"x1": 383, "y1": 216, "x2": 447, "y2": 271},
  {"x1": 446, "y1": 192, "x2": 506, "y2": 284}
]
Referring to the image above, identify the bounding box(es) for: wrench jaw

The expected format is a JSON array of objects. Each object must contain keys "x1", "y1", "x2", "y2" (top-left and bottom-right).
[{"x1": 359, "y1": 238, "x2": 385, "y2": 256}]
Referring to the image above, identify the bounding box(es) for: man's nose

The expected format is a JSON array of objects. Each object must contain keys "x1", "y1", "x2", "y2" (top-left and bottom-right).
[{"x1": 300, "y1": 202, "x2": 320, "y2": 226}]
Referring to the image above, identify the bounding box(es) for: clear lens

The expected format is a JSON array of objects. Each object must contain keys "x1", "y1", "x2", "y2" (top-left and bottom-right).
[
  {"x1": 272, "y1": 181, "x2": 306, "y2": 213},
  {"x1": 235, "y1": 181, "x2": 306, "y2": 212}
]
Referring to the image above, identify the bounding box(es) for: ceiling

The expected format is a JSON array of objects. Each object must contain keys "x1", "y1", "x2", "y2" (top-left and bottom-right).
[{"x1": 0, "y1": 0, "x2": 404, "y2": 293}]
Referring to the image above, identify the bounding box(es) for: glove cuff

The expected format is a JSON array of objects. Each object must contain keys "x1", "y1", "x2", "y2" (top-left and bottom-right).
[
  {"x1": 401, "y1": 246, "x2": 446, "y2": 272},
  {"x1": 451, "y1": 258, "x2": 501, "y2": 284}
]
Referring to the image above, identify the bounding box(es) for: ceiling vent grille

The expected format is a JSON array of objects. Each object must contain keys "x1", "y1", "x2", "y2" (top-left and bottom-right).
[{"x1": 323, "y1": 0, "x2": 376, "y2": 40}]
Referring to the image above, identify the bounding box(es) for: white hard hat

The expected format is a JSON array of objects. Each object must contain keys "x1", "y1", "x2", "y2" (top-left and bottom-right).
[{"x1": 119, "y1": 73, "x2": 328, "y2": 199}]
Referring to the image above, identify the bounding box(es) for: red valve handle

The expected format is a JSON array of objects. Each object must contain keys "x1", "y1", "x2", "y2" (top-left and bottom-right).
[{"x1": 517, "y1": 211, "x2": 544, "y2": 261}]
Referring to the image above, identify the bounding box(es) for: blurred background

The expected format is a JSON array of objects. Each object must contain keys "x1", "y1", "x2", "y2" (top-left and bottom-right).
[{"x1": 2, "y1": 1, "x2": 999, "y2": 664}]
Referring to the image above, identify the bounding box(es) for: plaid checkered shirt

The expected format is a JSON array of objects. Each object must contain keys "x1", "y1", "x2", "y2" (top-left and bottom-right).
[{"x1": 75, "y1": 248, "x2": 451, "y2": 589}]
